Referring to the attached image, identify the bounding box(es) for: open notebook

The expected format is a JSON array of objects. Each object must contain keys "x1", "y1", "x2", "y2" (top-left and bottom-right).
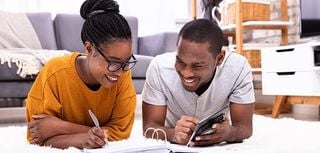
[
  {"x1": 83, "y1": 128, "x2": 201, "y2": 153},
  {"x1": 83, "y1": 139, "x2": 202, "y2": 153}
]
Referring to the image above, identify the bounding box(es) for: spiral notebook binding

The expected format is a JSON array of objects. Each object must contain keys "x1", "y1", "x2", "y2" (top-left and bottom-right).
[{"x1": 144, "y1": 127, "x2": 168, "y2": 144}]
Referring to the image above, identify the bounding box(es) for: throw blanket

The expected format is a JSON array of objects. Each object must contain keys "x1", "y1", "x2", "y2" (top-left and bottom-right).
[
  {"x1": 0, "y1": 11, "x2": 41, "y2": 49},
  {"x1": 0, "y1": 11, "x2": 71, "y2": 77},
  {"x1": 0, "y1": 49, "x2": 71, "y2": 78}
]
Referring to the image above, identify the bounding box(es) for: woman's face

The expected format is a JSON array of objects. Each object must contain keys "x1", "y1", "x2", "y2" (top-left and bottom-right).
[{"x1": 87, "y1": 40, "x2": 133, "y2": 88}]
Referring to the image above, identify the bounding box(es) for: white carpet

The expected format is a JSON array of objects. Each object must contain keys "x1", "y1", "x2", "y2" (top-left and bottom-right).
[{"x1": 0, "y1": 115, "x2": 319, "y2": 153}]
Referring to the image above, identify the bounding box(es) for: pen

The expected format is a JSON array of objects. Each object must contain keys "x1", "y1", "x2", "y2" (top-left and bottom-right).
[
  {"x1": 186, "y1": 132, "x2": 195, "y2": 147},
  {"x1": 88, "y1": 109, "x2": 100, "y2": 128},
  {"x1": 88, "y1": 109, "x2": 108, "y2": 146},
  {"x1": 186, "y1": 139, "x2": 192, "y2": 147}
]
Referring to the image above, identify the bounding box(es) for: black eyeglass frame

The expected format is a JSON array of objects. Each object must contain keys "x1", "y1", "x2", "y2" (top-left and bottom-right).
[{"x1": 92, "y1": 43, "x2": 137, "y2": 72}]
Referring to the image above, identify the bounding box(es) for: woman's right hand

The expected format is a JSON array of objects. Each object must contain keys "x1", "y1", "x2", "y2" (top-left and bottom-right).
[{"x1": 82, "y1": 127, "x2": 108, "y2": 149}]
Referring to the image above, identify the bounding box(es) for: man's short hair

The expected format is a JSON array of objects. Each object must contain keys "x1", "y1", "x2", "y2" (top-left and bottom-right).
[{"x1": 177, "y1": 19, "x2": 224, "y2": 58}]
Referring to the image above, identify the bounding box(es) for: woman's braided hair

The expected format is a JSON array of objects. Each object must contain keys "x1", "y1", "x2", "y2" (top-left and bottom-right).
[{"x1": 80, "y1": 0, "x2": 131, "y2": 47}]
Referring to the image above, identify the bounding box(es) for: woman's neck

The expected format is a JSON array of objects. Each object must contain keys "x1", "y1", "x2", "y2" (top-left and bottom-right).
[{"x1": 75, "y1": 55, "x2": 100, "y2": 90}]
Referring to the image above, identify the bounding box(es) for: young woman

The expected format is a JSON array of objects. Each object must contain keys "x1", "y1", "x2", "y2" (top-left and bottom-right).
[{"x1": 26, "y1": 0, "x2": 137, "y2": 149}]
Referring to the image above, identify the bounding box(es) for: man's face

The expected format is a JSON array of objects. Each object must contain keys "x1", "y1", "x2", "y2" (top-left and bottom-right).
[{"x1": 175, "y1": 38, "x2": 217, "y2": 92}]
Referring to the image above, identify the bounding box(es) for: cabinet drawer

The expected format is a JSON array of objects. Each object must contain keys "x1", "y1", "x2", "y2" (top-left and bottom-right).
[
  {"x1": 261, "y1": 46, "x2": 314, "y2": 72},
  {"x1": 262, "y1": 71, "x2": 320, "y2": 96}
]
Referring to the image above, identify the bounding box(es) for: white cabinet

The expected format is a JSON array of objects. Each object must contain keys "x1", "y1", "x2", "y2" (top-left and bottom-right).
[
  {"x1": 261, "y1": 45, "x2": 314, "y2": 72},
  {"x1": 261, "y1": 42, "x2": 320, "y2": 96}
]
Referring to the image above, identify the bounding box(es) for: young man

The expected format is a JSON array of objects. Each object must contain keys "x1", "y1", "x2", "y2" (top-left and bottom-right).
[
  {"x1": 142, "y1": 19, "x2": 255, "y2": 146},
  {"x1": 26, "y1": 0, "x2": 137, "y2": 149}
]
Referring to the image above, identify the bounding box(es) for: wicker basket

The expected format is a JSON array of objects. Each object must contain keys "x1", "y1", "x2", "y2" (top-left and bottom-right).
[
  {"x1": 221, "y1": 0, "x2": 270, "y2": 25},
  {"x1": 242, "y1": 49, "x2": 261, "y2": 68}
]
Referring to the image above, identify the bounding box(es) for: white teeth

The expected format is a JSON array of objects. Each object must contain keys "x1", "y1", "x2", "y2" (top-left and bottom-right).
[
  {"x1": 107, "y1": 75, "x2": 118, "y2": 81},
  {"x1": 184, "y1": 79, "x2": 194, "y2": 83}
]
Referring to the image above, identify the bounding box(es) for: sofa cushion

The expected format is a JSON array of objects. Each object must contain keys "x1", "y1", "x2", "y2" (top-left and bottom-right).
[
  {"x1": 138, "y1": 32, "x2": 178, "y2": 56},
  {"x1": 0, "y1": 13, "x2": 56, "y2": 81},
  {"x1": 0, "y1": 64, "x2": 35, "y2": 81},
  {"x1": 0, "y1": 81, "x2": 34, "y2": 98},
  {"x1": 133, "y1": 79, "x2": 145, "y2": 94},
  {"x1": 131, "y1": 55, "x2": 153, "y2": 78},
  {"x1": 26, "y1": 13, "x2": 57, "y2": 50},
  {"x1": 54, "y1": 14, "x2": 139, "y2": 54},
  {"x1": 54, "y1": 14, "x2": 85, "y2": 52},
  {"x1": 131, "y1": 55, "x2": 153, "y2": 94},
  {"x1": 125, "y1": 16, "x2": 138, "y2": 55}
]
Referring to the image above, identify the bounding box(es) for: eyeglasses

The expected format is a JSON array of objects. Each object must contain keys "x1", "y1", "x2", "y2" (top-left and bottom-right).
[{"x1": 92, "y1": 43, "x2": 137, "y2": 72}]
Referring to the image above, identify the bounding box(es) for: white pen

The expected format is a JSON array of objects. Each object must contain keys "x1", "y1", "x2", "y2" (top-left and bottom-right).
[
  {"x1": 186, "y1": 134, "x2": 194, "y2": 147},
  {"x1": 88, "y1": 109, "x2": 100, "y2": 128},
  {"x1": 88, "y1": 109, "x2": 109, "y2": 146}
]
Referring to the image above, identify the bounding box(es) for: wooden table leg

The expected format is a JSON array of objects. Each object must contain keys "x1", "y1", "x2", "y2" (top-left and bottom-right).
[{"x1": 272, "y1": 95, "x2": 287, "y2": 118}]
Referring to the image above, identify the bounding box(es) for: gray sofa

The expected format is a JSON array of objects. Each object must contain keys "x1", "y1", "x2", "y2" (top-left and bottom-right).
[{"x1": 0, "y1": 12, "x2": 178, "y2": 106}]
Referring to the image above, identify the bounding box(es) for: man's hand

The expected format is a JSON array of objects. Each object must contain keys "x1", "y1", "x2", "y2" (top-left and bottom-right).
[
  {"x1": 81, "y1": 127, "x2": 108, "y2": 149},
  {"x1": 28, "y1": 114, "x2": 65, "y2": 144},
  {"x1": 174, "y1": 116, "x2": 199, "y2": 145},
  {"x1": 190, "y1": 117, "x2": 232, "y2": 146}
]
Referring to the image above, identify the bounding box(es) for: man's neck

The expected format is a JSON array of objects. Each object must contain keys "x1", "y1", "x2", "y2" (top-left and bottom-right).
[{"x1": 195, "y1": 70, "x2": 215, "y2": 96}]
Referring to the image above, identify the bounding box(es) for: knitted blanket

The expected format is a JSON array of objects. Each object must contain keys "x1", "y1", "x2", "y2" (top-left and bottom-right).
[
  {"x1": 0, "y1": 11, "x2": 71, "y2": 78},
  {"x1": 0, "y1": 49, "x2": 71, "y2": 78},
  {"x1": 0, "y1": 11, "x2": 41, "y2": 49}
]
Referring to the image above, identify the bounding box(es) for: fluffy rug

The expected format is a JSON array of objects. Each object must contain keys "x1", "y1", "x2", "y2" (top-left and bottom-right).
[{"x1": 0, "y1": 115, "x2": 319, "y2": 153}]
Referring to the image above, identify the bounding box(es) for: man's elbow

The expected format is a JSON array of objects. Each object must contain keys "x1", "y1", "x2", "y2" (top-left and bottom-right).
[
  {"x1": 142, "y1": 121, "x2": 153, "y2": 133},
  {"x1": 242, "y1": 125, "x2": 253, "y2": 140},
  {"x1": 227, "y1": 125, "x2": 253, "y2": 143}
]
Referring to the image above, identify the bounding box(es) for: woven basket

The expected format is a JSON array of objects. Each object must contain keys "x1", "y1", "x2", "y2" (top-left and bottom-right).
[
  {"x1": 221, "y1": 1, "x2": 270, "y2": 25},
  {"x1": 242, "y1": 49, "x2": 261, "y2": 68}
]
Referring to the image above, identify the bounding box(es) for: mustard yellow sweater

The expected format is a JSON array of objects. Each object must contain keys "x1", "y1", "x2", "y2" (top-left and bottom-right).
[{"x1": 26, "y1": 52, "x2": 136, "y2": 142}]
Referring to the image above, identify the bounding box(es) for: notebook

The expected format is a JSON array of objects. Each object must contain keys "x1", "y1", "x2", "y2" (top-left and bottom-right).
[
  {"x1": 83, "y1": 138, "x2": 168, "y2": 153},
  {"x1": 83, "y1": 127, "x2": 200, "y2": 153}
]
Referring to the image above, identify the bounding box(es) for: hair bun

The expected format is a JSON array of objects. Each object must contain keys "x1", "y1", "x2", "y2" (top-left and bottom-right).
[{"x1": 80, "y1": 0, "x2": 119, "y2": 19}]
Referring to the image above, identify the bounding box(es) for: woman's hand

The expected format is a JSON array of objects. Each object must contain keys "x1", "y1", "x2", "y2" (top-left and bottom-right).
[
  {"x1": 81, "y1": 127, "x2": 108, "y2": 149},
  {"x1": 28, "y1": 114, "x2": 65, "y2": 144}
]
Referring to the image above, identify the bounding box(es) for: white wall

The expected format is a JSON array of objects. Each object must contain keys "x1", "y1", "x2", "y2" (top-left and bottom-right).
[
  {"x1": 0, "y1": 0, "x2": 83, "y2": 15},
  {"x1": 0, "y1": 0, "x2": 191, "y2": 36},
  {"x1": 118, "y1": 0, "x2": 189, "y2": 36}
]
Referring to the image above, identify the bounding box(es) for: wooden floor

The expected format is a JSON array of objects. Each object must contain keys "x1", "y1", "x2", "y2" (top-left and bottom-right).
[
  {"x1": 254, "y1": 103, "x2": 274, "y2": 115},
  {"x1": 254, "y1": 103, "x2": 292, "y2": 115},
  {"x1": 254, "y1": 103, "x2": 320, "y2": 121}
]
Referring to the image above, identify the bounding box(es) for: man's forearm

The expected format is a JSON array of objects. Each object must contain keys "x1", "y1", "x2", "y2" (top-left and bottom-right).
[
  {"x1": 226, "y1": 124, "x2": 252, "y2": 142},
  {"x1": 43, "y1": 133, "x2": 85, "y2": 149}
]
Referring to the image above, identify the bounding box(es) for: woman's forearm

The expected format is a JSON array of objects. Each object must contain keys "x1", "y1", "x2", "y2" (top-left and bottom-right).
[
  {"x1": 56, "y1": 120, "x2": 91, "y2": 135},
  {"x1": 43, "y1": 133, "x2": 86, "y2": 149}
]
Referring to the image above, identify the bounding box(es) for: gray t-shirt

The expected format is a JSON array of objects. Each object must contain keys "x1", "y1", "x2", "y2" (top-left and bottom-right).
[{"x1": 142, "y1": 51, "x2": 255, "y2": 128}]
